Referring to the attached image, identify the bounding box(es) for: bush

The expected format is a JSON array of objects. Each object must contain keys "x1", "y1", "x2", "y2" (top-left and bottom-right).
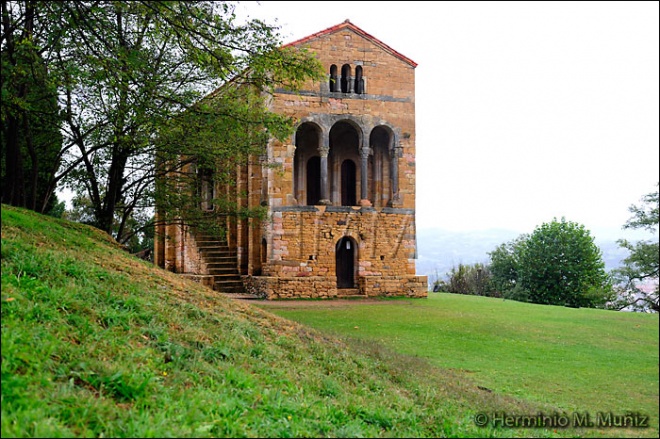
[{"x1": 434, "y1": 263, "x2": 498, "y2": 297}]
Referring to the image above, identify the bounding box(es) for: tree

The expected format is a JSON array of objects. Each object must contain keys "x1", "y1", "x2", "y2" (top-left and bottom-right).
[
  {"x1": 2, "y1": 1, "x2": 324, "y2": 244},
  {"x1": 488, "y1": 234, "x2": 528, "y2": 299},
  {"x1": 611, "y1": 183, "x2": 659, "y2": 312},
  {"x1": 1, "y1": 0, "x2": 63, "y2": 213},
  {"x1": 517, "y1": 218, "x2": 613, "y2": 308}
]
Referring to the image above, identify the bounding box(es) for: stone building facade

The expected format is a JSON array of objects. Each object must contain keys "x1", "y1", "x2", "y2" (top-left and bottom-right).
[{"x1": 154, "y1": 20, "x2": 428, "y2": 299}]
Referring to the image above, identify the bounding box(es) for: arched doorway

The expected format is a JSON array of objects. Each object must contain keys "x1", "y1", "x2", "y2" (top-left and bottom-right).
[{"x1": 336, "y1": 236, "x2": 356, "y2": 289}]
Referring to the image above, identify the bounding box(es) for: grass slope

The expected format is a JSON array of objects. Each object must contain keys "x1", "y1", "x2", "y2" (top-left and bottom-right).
[
  {"x1": 259, "y1": 294, "x2": 659, "y2": 437},
  {"x1": 2, "y1": 205, "x2": 560, "y2": 438}
]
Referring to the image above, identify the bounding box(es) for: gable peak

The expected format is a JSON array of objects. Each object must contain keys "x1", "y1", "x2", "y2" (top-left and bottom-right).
[{"x1": 284, "y1": 19, "x2": 417, "y2": 68}]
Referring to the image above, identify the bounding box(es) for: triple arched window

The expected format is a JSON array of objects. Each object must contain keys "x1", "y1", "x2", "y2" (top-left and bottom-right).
[
  {"x1": 329, "y1": 64, "x2": 365, "y2": 95},
  {"x1": 293, "y1": 121, "x2": 394, "y2": 208}
]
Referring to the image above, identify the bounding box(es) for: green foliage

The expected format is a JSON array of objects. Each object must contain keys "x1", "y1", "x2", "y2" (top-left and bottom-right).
[
  {"x1": 1, "y1": 1, "x2": 63, "y2": 212},
  {"x1": 488, "y1": 234, "x2": 528, "y2": 298},
  {"x1": 433, "y1": 262, "x2": 496, "y2": 297},
  {"x1": 153, "y1": 84, "x2": 301, "y2": 235},
  {"x1": 612, "y1": 183, "x2": 659, "y2": 312},
  {"x1": 2, "y1": 1, "x2": 325, "y2": 243},
  {"x1": 518, "y1": 218, "x2": 613, "y2": 308},
  {"x1": 486, "y1": 219, "x2": 614, "y2": 308}
]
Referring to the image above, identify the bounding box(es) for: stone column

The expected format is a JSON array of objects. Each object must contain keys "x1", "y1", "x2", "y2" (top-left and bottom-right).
[
  {"x1": 390, "y1": 142, "x2": 401, "y2": 206},
  {"x1": 360, "y1": 144, "x2": 371, "y2": 206},
  {"x1": 319, "y1": 138, "x2": 331, "y2": 205}
]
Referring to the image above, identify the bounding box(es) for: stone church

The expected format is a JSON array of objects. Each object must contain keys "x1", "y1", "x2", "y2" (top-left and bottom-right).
[{"x1": 154, "y1": 20, "x2": 428, "y2": 299}]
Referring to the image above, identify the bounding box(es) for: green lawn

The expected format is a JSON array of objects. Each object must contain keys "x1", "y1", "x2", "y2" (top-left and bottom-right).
[
  {"x1": 3, "y1": 204, "x2": 658, "y2": 437},
  {"x1": 257, "y1": 293, "x2": 659, "y2": 432},
  {"x1": 1, "y1": 205, "x2": 566, "y2": 438}
]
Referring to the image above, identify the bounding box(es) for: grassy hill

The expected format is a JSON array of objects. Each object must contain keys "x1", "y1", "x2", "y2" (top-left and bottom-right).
[
  {"x1": 1, "y1": 204, "x2": 656, "y2": 437},
  {"x1": 259, "y1": 294, "x2": 659, "y2": 437}
]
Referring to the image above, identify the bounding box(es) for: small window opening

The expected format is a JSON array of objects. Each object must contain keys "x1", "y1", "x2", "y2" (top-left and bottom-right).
[
  {"x1": 354, "y1": 66, "x2": 364, "y2": 94},
  {"x1": 329, "y1": 64, "x2": 338, "y2": 92},
  {"x1": 340, "y1": 64, "x2": 351, "y2": 93}
]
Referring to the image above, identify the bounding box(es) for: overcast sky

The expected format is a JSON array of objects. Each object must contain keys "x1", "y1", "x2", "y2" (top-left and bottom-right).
[{"x1": 238, "y1": 1, "x2": 659, "y2": 238}]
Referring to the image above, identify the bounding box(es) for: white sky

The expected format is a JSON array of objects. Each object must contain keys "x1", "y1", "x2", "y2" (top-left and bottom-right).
[{"x1": 238, "y1": 1, "x2": 659, "y2": 236}]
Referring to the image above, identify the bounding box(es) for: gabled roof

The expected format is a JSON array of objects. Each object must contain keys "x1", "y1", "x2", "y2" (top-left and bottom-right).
[{"x1": 283, "y1": 19, "x2": 418, "y2": 68}]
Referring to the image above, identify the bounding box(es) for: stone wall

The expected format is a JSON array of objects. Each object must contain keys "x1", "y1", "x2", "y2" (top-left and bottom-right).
[
  {"x1": 243, "y1": 274, "x2": 427, "y2": 300},
  {"x1": 243, "y1": 275, "x2": 339, "y2": 300},
  {"x1": 156, "y1": 21, "x2": 429, "y2": 299},
  {"x1": 265, "y1": 206, "x2": 417, "y2": 278},
  {"x1": 359, "y1": 275, "x2": 428, "y2": 298}
]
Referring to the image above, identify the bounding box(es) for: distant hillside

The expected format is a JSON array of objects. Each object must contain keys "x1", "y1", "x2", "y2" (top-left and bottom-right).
[
  {"x1": 416, "y1": 227, "x2": 645, "y2": 285},
  {"x1": 1, "y1": 205, "x2": 548, "y2": 438},
  {"x1": 416, "y1": 228, "x2": 517, "y2": 284}
]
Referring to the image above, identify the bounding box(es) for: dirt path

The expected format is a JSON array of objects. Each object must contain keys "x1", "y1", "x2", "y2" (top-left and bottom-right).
[{"x1": 230, "y1": 295, "x2": 421, "y2": 309}]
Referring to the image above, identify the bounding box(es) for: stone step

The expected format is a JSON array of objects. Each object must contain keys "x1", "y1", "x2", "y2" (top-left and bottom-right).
[
  {"x1": 208, "y1": 269, "x2": 239, "y2": 276},
  {"x1": 207, "y1": 266, "x2": 237, "y2": 272},
  {"x1": 196, "y1": 240, "x2": 230, "y2": 246},
  {"x1": 214, "y1": 271, "x2": 241, "y2": 277},
  {"x1": 200, "y1": 243, "x2": 230, "y2": 247},
  {"x1": 214, "y1": 278, "x2": 243, "y2": 283},
  {"x1": 201, "y1": 254, "x2": 236, "y2": 261},
  {"x1": 200, "y1": 250, "x2": 236, "y2": 258},
  {"x1": 336, "y1": 288, "x2": 366, "y2": 299},
  {"x1": 198, "y1": 247, "x2": 230, "y2": 252},
  {"x1": 205, "y1": 259, "x2": 237, "y2": 270},
  {"x1": 214, "y1": 280, "x2": 245, "y2": 294},
  {"x1": 194, "y1": 231, "x2": 243, "y2": 294},
  {"x1": 199, "y1": 249, "x2": 235, "y2": 256},
  {"x1": 204, "y1": 257, "x2": 236, "y2": 263}
]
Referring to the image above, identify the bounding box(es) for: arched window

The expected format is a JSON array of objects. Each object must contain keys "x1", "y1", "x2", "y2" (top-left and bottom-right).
[
  {"x1": 329, "y1": 64, "x2": 338, "y2": 92},
  {"x1": 369, "y1": 127, "x2": 393, "y2": 207},
  {"x1": 306, "y1": 156, "x2": 321, "y2": 205},
  {"x1": 341, "y1": 159, "x2": 356, "y2": 206},
  {"x1": 354, "y1": 66, "x2": 364, "y2": 94},
  {"x1": 294, "y1": 123, "x2": 322, "y2": 205},
  {"x1": 329, "y1": 121, "x2": 360, "y2": 205},
  {"x1": 198, "y1": 167, "x2": 214, "y2": 211},
  {"x1": 340, "y1": 64, "x2": 351, "y2": 93}
]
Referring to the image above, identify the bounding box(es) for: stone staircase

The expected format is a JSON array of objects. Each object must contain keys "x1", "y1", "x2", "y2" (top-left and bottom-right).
[{"x1": 195, "y1": 234, "x2": 244, "y2": 294}]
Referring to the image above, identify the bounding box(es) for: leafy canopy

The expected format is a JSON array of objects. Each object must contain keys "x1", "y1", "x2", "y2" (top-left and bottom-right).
[
  {"x1": 487, "y1": 219, "x2": 613, "y2": 308},
  {"x1": 2, "y1": 1, "x2": 325, "y2": 244},
  {"x1": 518, "y1": 218, "x2": 613, "y2": 308},
  {"x1": 613, "y1": 183, "x2": 659, "y2": 312}
]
